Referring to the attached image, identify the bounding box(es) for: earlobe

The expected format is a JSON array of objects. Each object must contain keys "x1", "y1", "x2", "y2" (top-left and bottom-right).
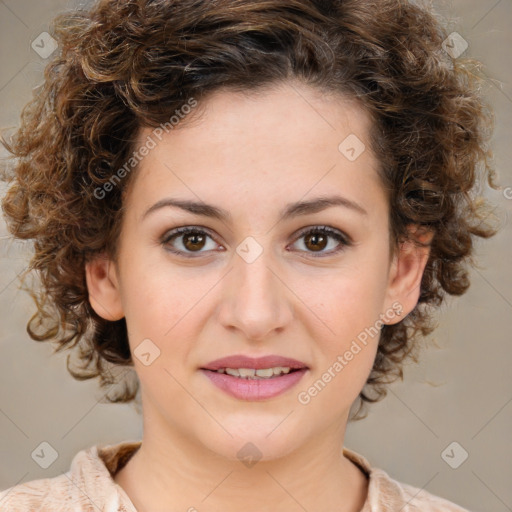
[
  {"x1": 383, "y1": 226, "x2": 433, "y2": 325},
  {"x1": 85, "y1": 253, "x2": 125, "y2": 321}
]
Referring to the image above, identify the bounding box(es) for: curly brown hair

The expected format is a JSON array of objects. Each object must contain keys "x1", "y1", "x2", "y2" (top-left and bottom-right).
[{"x1": 0, "y1": 0, "x2": 500, "y2": 420}]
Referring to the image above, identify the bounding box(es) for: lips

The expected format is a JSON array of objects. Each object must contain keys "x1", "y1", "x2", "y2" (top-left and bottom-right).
[
  {"x1": 201, "y1": 354, "x2": 309, "y2": 371},
  {"x1": 199, "y1": 354, "x2": 309, "y2": 401}
]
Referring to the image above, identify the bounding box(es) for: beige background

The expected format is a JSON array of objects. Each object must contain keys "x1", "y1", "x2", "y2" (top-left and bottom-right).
[{"x1": 0, "y1": 0, "x2": 511, "y2": 510}]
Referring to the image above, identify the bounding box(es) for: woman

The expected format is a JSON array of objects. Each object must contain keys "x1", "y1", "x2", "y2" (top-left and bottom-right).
[{"x1": 0, "y1": 0, "x2": 499, "y2": 510}]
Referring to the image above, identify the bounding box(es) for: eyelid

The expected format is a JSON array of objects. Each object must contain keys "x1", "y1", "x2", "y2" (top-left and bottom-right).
[
  {"x1": 160, "y1": 224, "x2": 352, "y2": 257},
  {"x1": 287, "y1": 225, "x2": 352, "y2": 257},
  {"x1": 161, "y1": 225, "x2": 222, "y2": 254},
  {"x1": 291, "y1": 224, "x2": 352, "y2": 244}
]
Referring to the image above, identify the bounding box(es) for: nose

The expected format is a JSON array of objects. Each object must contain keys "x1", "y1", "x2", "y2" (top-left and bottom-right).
[{"x1": 215, "y1": 246, "x2": 294, "y2": 342}]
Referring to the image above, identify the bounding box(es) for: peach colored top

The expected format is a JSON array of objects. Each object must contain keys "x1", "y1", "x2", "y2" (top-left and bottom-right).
[{"x1": 0, "y1": 440, "x2": 471, "y2": 511}]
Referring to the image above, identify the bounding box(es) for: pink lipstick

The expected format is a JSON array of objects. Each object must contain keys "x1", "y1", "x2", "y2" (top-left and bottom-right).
[{"x1": 200, "y1": 354, "x2": 309, "y2": 401}]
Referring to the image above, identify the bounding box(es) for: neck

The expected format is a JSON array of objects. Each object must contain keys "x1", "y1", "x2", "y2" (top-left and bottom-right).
[{"x1": 114, "y1": 414, "x2": 368, "y2": 512}]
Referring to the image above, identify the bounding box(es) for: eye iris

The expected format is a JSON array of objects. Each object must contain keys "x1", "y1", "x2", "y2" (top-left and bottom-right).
[
  {"x1": 183, "y1": 232, "x2": 206, "y2": 251},
  {"x1": 305, "y1": 232, "x2": 327, "y2": 252}
]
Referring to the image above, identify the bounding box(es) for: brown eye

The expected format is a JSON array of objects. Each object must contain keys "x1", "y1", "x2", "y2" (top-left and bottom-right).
[
  {"x1": 303, "y1": 232, "x2": 328, "y2": 252},
  {"x1": 162, "y1": 227, "x2": 218, "y2": 256},
  {"x1": 290, "y1": 226, "x2": 351, "y2": 257},
  {"x1": 182, "y1": 231, "x2": 207, "y2": 251}
]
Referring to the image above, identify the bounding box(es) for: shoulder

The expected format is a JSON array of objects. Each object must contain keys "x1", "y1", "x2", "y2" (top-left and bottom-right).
[
  {"x1": 397, "y1": 478, "x2": 471, "y2": 511},
  {"x1": 343, "y1": 447, "x2": 472, "y2": 512},
  {"x1": 0, "y1": 471, "x2": 93, "y2": 512},
  {"x1": 370, "y1": 467, "x2": 473, "y2": 511},
  {"x1": 0, "y1": 441, "x2": 140, "y2": 512}
]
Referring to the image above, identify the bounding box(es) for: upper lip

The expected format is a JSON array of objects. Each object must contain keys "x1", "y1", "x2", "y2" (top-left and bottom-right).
[{"x1": 201, "y1": 355, "x2": 309, "y2": 371}]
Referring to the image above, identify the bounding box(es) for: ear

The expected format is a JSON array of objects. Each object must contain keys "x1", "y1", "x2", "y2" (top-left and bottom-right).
[
  {"x1": 382, "y1": 225, "x2": 434, "y2": 325},
  {"x1": 85, "y1": 253, "x2": 124, "y2": 321}
]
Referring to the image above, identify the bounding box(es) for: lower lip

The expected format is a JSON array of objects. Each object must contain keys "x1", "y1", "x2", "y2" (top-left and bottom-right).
[{"x1": 200, "y1": 368, "x2": 308, "y2": 401}]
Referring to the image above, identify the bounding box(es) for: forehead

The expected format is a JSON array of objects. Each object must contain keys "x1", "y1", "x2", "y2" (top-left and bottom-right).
[
  {"x1": 124, "y1": 81, "x2": 384, "y2": 222},
  {"x1": 174, "y1": 81, "x2": 372, "y2": 147}
]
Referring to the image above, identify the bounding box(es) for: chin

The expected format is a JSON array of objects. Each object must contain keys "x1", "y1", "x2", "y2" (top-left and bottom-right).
[{"x1": 196, "y1": 415, "x2": 307, "y2": 463}]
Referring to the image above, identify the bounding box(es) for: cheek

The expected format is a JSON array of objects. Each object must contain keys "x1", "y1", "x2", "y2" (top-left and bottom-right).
[
  {"x1": 120, "y1": 273, "x2": 201, "y2": 397},
  {"x1": 119, "y1": 262, "x2": 219, "y2": 366},
  {"x1": 295, "y1": 274, "x2": 382, "y2": 413},
  {"x1": 295, "y1": 265, "x2": 387, "y2": 341},
  {"x1": 118, "y1": 268, "x2": 185, "y2": 349}
]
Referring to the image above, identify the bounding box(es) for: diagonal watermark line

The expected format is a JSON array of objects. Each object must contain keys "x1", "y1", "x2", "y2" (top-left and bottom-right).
[
  {"x1": 287, "y1": 81, "x2": 337, "y2": 131},
  {"x1": 265, "y1": 265, "x2": 337, "y2": 336},
  {"x1": 160, "y1": 160, "x2": 337, "y2": 341},
  {"x1": 60, "y1": 399, "x2": 101, "y2": 440},
  {"x1": 0, "y1": 472, "x2": 30, "y2": 506},
  {"x1": 0, "y1": 0, "x2": 29, "y2": 29},
  {"x1": 488, "y1": 76, "x2": 512, "y2": 105},
  {"x1": 201, "y1": 470, "x2": 234, "y2": 502},
  {"x1": 478, "y1": 67, "x2": 512, "y2": 105},
  {"x1": 398, "y1": 472, "x2": 440, "y2": 512},
  {"x1": 388, "y1": 388, "x2": 439, "y2": 438},
  {"x1": 160, "y1": 160, "x2": 234, "y2": 237},
  {"x1": 471, "y1": 394, "x2": 512, "y2": 439},
  {"x1": 471, "y1": 470, "x2": 512, "y2": 510},
  {"x1": 163, "y1": 267, "x2": 234, "y2": 337},
  {"x1": 473, "y1": 267, "x2": 512, "y2": 309},
  {"x1": 471, "y1": 0, "x2": 503, "y2": 30},
  {"x1": 60, "y1": 368, "x2": 132, "y2": 439},
  {"x1": 62, "y1": 472, "x2": 102, "y2": 512},
  {"x1": 264, "y1": 164, "x2": 337, "y2": 237},
  {"x1": 265, "y1": 470, "x2": 310, "y2": 512},
  {"x1": 163, "y1": 367, "x2": 234, "y2": 438},
  {"x1": 266, "y1": 410, "x2": 294, "y2": 437},
  {"x1": 0, "y1": 407, "x2": 29, "y2": 438},
  {"x1": 0, "y1": 62, "x2": 30, "y2": 92},
  {"x1": 0, "y1": 265, "x2": 28, "y2": 296}
]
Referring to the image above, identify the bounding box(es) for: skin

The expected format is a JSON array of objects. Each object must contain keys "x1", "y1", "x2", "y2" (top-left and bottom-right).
[{"x1": 86, "y1": 80, "x2": 432, "y2": 512}]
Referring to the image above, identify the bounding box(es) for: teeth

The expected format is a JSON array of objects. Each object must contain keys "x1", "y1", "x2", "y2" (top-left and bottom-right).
[
  {"x1": 273, "y1": 366, "x2": 291, "y2": 375},
  {"x1": 217, "y1": 367, "x2": 293, "y2": 379},
  {"x1": 238, "y1": 368, "x2": 256, "y2": 378}
]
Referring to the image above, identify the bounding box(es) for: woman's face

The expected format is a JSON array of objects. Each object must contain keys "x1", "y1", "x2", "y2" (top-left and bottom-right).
[{"x1": 87, "y1": 81, "x2": 428, "y2": 461}]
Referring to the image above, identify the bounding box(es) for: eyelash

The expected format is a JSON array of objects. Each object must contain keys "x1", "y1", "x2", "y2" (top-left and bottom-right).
[{"x1": 160, "y1": 225, "x2": 352, "y2": 258}]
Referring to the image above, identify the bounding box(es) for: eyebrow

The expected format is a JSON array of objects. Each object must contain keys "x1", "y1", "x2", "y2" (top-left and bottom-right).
[{"x1": 142, "y1": 194, "x2": 368, "y2": 223}]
